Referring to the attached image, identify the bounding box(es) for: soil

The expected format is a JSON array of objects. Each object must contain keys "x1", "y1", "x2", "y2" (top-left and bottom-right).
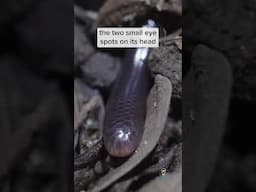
[{"x1": 74, "y1": 0, "x2": 182, "y2": 191}]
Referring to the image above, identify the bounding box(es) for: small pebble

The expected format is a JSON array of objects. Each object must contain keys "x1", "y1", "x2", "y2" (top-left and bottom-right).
[{"x1": 94, "y1": 161, "x2": 104, "y2": 174}]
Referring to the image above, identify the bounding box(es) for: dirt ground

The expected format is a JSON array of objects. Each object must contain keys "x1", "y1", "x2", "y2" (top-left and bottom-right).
[
  {"x1": 75, "y1": 0, "x2": 256, "y2": 192},
  {"x1": 0, "y1": 0, "x2": 255, "y2": 192},
  {"x1": 74, "y1": 0, "x2": 182, "y2": 192},
  {"x1": 183, "y1": 0, "x2": 256, "y2": 192}
]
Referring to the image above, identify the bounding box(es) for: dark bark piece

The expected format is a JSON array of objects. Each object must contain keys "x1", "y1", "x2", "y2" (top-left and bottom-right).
[{"x1": 183, "y1": 45, "x2": 232, "y2": 192}]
